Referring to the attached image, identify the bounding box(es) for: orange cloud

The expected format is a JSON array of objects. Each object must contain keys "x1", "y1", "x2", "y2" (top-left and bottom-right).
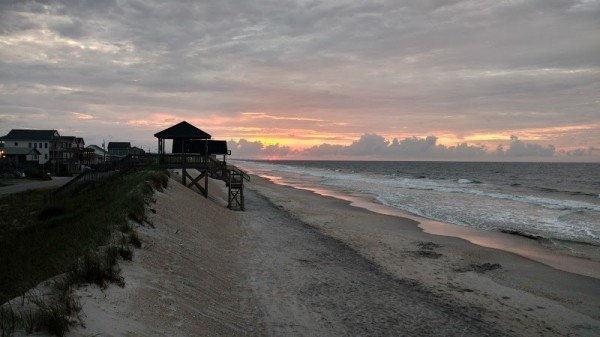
[
  {"x1": 72, "y1": 112, "x2": 94, "y2": 120},
  {"x1": 241, "y1": 112, "x2": 324, "y2": 122}
]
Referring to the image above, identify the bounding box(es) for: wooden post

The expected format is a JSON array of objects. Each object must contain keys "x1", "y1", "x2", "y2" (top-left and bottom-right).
[
  {"x1": 157, "y1": 138, "x2": 162, "y2": 164},
  {"x1": 182, "y1": 138, "x2": 187, "y2": 185},
  {"x1": 204, "y1": 139, "x2": 209, "y2": 198}
]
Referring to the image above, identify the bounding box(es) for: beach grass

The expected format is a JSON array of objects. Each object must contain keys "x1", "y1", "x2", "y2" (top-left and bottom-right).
[{"x1": 0, "y1": 168, "x2": 168, "y2": 305}]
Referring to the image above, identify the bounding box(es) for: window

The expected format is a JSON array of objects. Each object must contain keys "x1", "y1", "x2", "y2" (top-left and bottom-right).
[
  {"x1": 45, "y1": 154, "x2": 48, "y2": 159},
  {"x1": 39, "y1": 142, "x2": 42, "y2": 148},
  {"x1": 29, "y1": 142, "x2": 32, "y2": 148},
  {"x1": 34, "y1": 143, "x2": 37, "y2": 148},
  {"x1": 45, "y1": 142, "x2": 48, "y2": 148},
  {"x1": 14, "y1": 142, "x2": 18, "y2": 146}
]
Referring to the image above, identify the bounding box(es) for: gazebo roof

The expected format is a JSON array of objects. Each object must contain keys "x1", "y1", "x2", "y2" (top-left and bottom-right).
[{"x1": 154, "y1": 121, "x2": 212, "y2": 139}]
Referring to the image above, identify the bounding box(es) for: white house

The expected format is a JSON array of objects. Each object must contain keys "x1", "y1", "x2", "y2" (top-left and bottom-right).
[
  {"x1": 0, "y1": 129, "x2": 83, "y2": 174},
  {"x1": 0, "y1": 129, "x2": 60, "y2": 165}
]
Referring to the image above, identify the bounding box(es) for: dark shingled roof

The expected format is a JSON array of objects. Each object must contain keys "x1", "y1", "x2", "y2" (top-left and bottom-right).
[
  {"x1": 107, "y1": 142, "x2": 131, "y2": 150},
  {"x1": 154, "y1": 121, "x2": 211, "y2": 139},
  {"x1": 0, "y1": 129, "x2": 60, "y2": 141},
  {"x1": 60, "y1": 136, "x2": 76, "y2": 142},
  {"x1": 172, "y1": 140, "x2": 229, "y2": 155}
]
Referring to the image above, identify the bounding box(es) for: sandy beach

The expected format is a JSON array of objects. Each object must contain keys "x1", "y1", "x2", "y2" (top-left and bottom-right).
[{"x1": 68, "y1": 174, "x2": 600, "y2": 336}]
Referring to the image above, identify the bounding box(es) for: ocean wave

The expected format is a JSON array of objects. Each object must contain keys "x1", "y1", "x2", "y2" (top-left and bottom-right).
[
  {"x1": 246, "y1": 161, "x2": 600, "y2": 213},
  {"x1": 457, "y1": 179, "x2": 482, "y2": 184},
  {"x1": 537, "y1": 186, "x2": 599, "y2": 198}
]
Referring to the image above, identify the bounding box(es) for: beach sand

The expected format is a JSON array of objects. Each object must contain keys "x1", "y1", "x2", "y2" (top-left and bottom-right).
[{"x1": 68, "y1": 174, "x2": 600, "y2": 336}]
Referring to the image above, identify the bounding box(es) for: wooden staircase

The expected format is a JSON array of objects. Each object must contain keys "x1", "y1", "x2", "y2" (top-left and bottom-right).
[{"x1": 226, "y1": 166, "x2": 250, "y2": 210}]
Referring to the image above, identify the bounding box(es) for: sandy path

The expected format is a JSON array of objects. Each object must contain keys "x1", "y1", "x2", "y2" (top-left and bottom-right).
[{"x1": 242, "y1": 189, "x2": 503, "y2": 336}]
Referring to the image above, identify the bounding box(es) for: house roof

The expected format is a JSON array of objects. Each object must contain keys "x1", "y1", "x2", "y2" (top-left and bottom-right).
[
  {"x1": 0, "y1": 129, "x2": 60, "y2": 141},
  {"x1": 3, "y1": 148, "x2": 42, "y2": 155},
  {"x1": 107, "y1": 142, "x2": 131, "y2": 150},
  {"x1": 86, "y1": 145, "x2": 109, "y2": 155},
  {"x1": 154, "y1": 121, "x2": 211, "y2": 139},
  {"x1": 130, "y1": 146, "x2": 145, "y2": 153}
]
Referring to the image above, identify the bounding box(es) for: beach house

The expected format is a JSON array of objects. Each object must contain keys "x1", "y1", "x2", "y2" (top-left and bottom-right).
[
  {"x1": 107, "y1": 142, "x2": 145, "y2": 161},
  {"x1": 0, "y1": 129, "x2": 83, "y2": 175},
  {"x1": 85, "y1": 144, "x2": 109, "y2": 165}
]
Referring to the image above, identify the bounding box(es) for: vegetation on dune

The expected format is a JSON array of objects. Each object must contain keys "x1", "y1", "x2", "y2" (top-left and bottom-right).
[{"x1": 0, "y1": 168, "x2": 168, "y2": 336}]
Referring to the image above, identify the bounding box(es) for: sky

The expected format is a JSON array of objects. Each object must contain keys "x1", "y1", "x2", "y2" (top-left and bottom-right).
[{"x1": 0, "y1": 0, "x2": 599, "y2": 161}]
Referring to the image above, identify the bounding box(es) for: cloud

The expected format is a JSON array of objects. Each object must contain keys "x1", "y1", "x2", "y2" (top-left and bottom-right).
[
  {"x1": 345, "y1": 133, "x2": 390, "y2": 156},
  {"x1": 562, "y1": 147, "x2": 598, "y2": 157},
  {"x1": 228, "y1": 133, "x2": 599, "y2": 161},
  {"x1": 389, "y1": 136, "x2": 438, "y2": 156},
  {"x1": 72, "y1": 112, "x2": 93, "y2": 120},
  {"x1": 303, "y1": 143, "x2": 345, "y2": 157},
  {"x1": 228, "y1": 139, "x2": 293, "y2": 158},
  {"x1": 498, "y1": 135, "x2": 556, "y2": 157}
]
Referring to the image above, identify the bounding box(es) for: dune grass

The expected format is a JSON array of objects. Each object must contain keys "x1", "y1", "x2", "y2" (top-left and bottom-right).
[{"x1": 0, "y1": 168, "x2": 168, "y2": 305}]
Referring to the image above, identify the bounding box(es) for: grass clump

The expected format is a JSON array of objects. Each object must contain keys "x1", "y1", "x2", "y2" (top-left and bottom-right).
[
  {"x1": 30, "y1": 291, "x2": 80, "y2": 337},
  {"x1": 0, "y1": 304, "x2": 17, "y2": 337},
  {"x1": 129, "y1": 231, "x2": 142, "y2": 248},
  {"x1": 118, "y1": 245, "x2": 133, "y2": 261},
  {"x1": 1, "y1": 278, "x2": 82, "y2": 337},
  {"x1": 69, "y1": 248, "x2": 124, "y2": 289},
  {"x1": 0, "y1": 286, "x2": 81, "y2": 337}
]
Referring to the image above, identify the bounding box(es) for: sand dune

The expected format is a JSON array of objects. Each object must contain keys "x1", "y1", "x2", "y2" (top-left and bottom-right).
[{"x1": 70, "y1": 177, "x2": 264, "y2": 336}]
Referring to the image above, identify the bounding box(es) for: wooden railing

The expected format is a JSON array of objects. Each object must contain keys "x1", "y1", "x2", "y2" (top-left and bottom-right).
[
  {"x1": 157, "y1": 154, "x2": 207, "y2": 165},
  {"x1": 52, "y1": 168, "x2": 116, "y2": 197},
  {"x1": 52, "y1": 153, "x2": 248, "y2": 197},
  {"x1": 228, "y1": 165, "x2": 250, "y2": 182},
  {"x1": 52, "y1": 154, "x2": 142, "y2": 197}
]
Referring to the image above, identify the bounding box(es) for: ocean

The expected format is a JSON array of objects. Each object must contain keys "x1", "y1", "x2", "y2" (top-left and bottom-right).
[{"x1": 235, "y1": 160, "x2": 600, "y2": 257}]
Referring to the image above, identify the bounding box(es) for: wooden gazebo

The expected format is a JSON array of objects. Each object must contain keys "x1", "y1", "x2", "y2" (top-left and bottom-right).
[{"x1": 154, "y1": 121, "x2": 212, "y2": 197}]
